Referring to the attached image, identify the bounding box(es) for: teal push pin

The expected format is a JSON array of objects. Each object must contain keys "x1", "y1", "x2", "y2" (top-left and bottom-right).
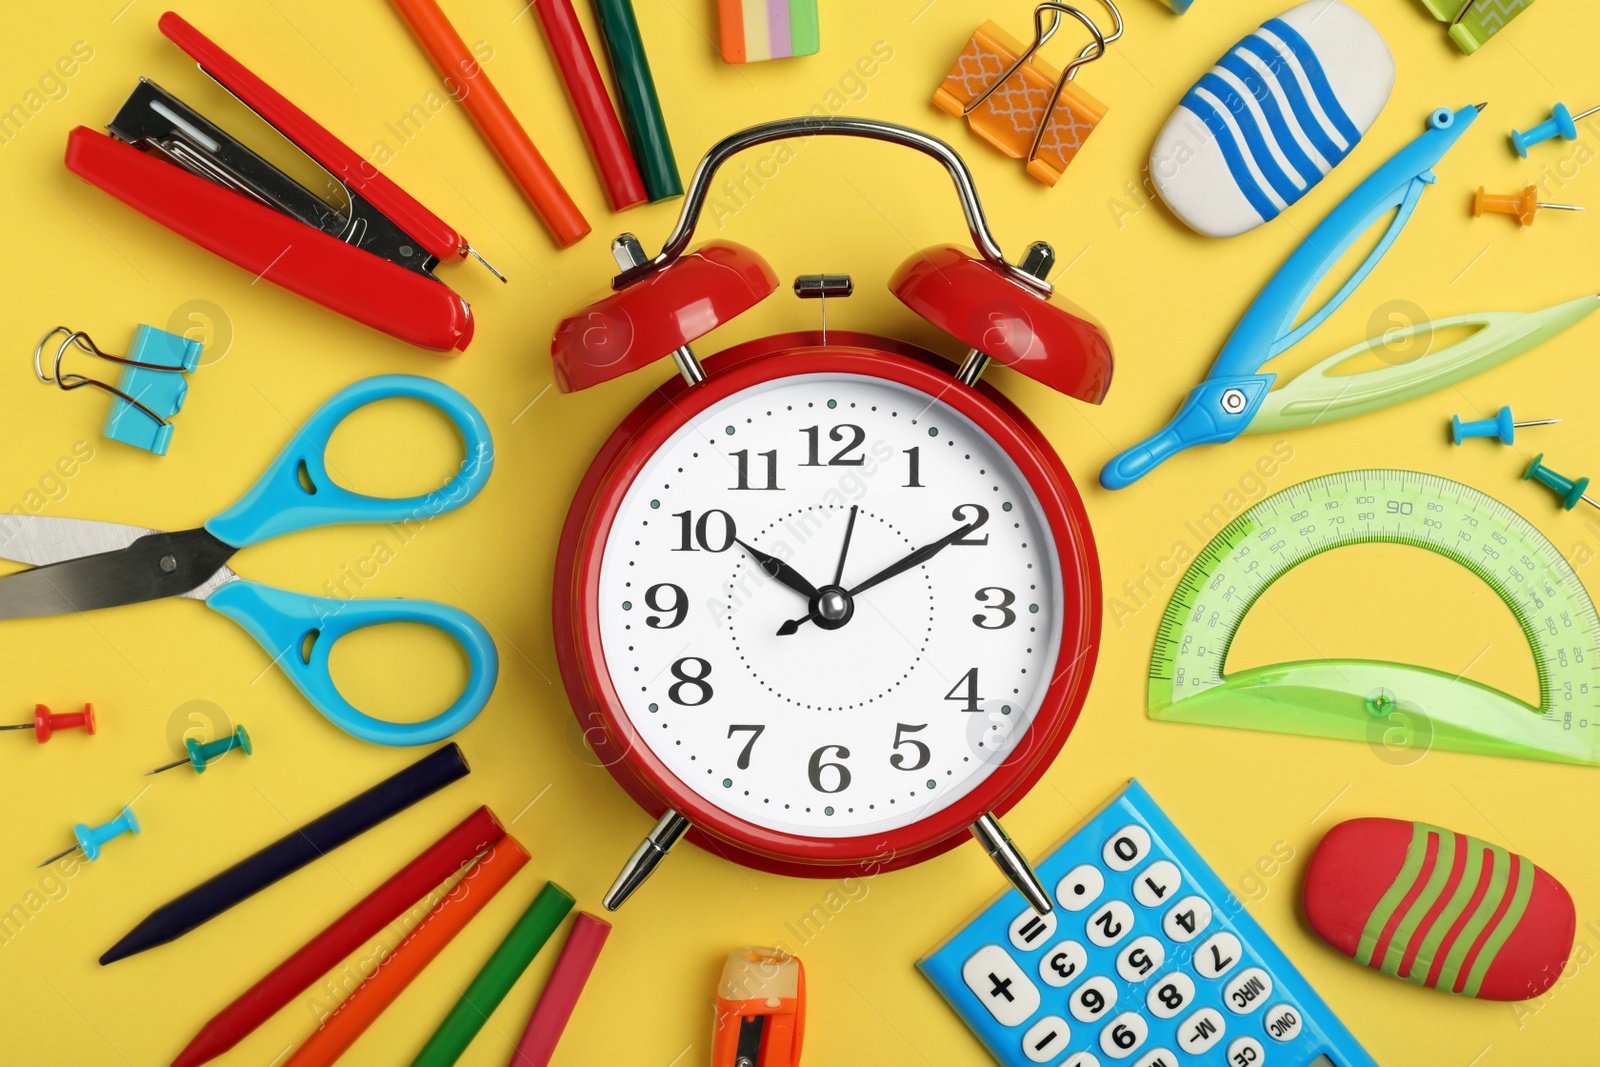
[
  {"x1": 1512, "y1": 103, "x2": 1600, "y2": 158},
  {"x1": 145, "y1": 725, "x2": 252, "y2": 776},
  {"x1": 1451, "y1": 406, "x2": 1560, "y2": 445},
  {"x1": 37, "y1": 805, "x2": 140, "y2": 867},
  {"x1": 1524, "y1": 454, "x2": 1600, "y2": 512}
]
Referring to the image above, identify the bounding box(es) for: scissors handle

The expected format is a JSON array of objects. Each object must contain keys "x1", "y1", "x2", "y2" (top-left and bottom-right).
[
  {"x1": 205, "y1": 375, "x2": 493, "y2": 548},
  {"x1": 207, "y1": 579, "x2": 499, "y2": 746}
]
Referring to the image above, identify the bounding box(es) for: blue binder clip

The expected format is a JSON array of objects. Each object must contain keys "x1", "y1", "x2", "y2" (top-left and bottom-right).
[{"x1": 35, "y1": 325, "x2": 203, "y2": 455}]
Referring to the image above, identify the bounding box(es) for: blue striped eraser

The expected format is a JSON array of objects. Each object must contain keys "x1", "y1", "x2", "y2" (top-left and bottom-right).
[
  {"x1": 1166, "y1": 0, "x2": 1197, "y2": 12},
  {"x1": 1149, "y1": 0, "x2": 1394, "y2": 238}
]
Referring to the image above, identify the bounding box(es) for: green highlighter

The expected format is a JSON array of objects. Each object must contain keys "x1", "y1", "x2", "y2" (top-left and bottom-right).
[{"x1": 410, "y1": 882, "x2": 575, "y2": 1067}]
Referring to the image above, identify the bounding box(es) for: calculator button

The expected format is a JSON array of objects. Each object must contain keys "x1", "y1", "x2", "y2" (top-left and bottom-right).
[
  {"x1": 1039, "y1": 940, "x2": 1088, "y2": 988},
  {"x1": 1056, "y1": 864, "x2": 1105, "y2": 911},
  {"x1": 1021, "y1": 1015, "x2": 1071, "y2": 1062},
  {"x1": 1069, "y1": 975, "x2": 1118, "y2": 1023},
  {"x1": 1098, "y1": 1011, "x2": 1149, "y2": 1059},
  {"x1": 1009, "y1": 906, "x2": 1059, "y2": 952},
  {"x1": 1227, "y1": 1036, "x2": 1265, "y2": 1066},
  {"x1": 1086, "y1": 900, "x2": 1135, "y2": 948},
  {"x1": 1131, "y1": 860, "x2": 1181, "y2": 908},
  {"x1": 1224, "y1": 967, "x2": 1273, "y2": 1014},
  {"x1": 1263, "y1": 1003, "x2": 1303, "y2": 1042},
  {"x1": 961, "y1": 945, "x2": 1040, "y2": 1026},
  {"x1": 1161, "y1": 895, "x2": 1212, "y2": 943},
  {"x1": 1103, "y1": 825, "x2": 1152, "y2": 871},
  {"x1": 1115, "y1": 936, "x2": 1165, "y2": 983},
  {"x1": 1061, "y1": 1054, "x2": 1102, "y2": 1067},
  {"x1": 1175, "y1": 1007, "x2": 1226, "y2": 1055},
  {"x1": 1146, "y1": 972, "x2": 1195, "y2": 1019},
  {"x1": 1194, "y1": 931, "x2": 1243, "y2": 980},
  {"x1": 1131, "y1": 1050, "x2": 1179, "y2": 1067}
]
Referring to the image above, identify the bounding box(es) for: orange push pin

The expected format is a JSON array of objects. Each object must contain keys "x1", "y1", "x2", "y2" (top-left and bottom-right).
[
  {"x1": 1473, "y1": 185, "x2": 1584, "y2": 227},
  {"x1": 712, "y1": 947, "x2": 805, "y2": 1067},
  {"x1": 933, "y1": 2, "x2": 1122, "y2": 187}
]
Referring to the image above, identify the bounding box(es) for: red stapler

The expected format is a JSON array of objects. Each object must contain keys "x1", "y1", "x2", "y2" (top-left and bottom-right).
[{"x1": 64, "y1": 12, "x2": 498, "y2": 353}]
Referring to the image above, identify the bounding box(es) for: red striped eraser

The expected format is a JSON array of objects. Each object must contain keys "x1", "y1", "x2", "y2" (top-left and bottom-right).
[{"x1": 1304, "y1": 818, "x2": 1574, "y2": 1001}]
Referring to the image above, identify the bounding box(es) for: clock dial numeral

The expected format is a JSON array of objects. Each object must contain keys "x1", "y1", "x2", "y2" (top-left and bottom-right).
[
  {"x1": 727, "y1": 724, "x2": 765, "y2": 769},
  {"x1": 972, "y1": 586, "x2": 1017, "y2": 629},
  {"x1": 669, "y1": 657, "x2": 714, "y2": 706},
  {"x1": 951, "y1": 504, "x2": 991, "y2": 546},
  {"x1": 808, "y1": 744, "x2": 853, "y2": 793},
  {"x1": 800, "y1": 424, "x2": 866, "y2": 467},
  {"x1": 645, "y1": 583, "x2": 688, "y2": 629},
  {"x1": 945, "y1": 667, "x2": 983, "y2": 713},
  {"x1": 890, "y1": 722, "x2": 931, "y2": 771},
  {"x1": 731, "y1": 449, "x2": 782, "y2": 491},
  {"x1": 673, "y1": 509, "x2": 737, "y2": 553},
  {"x1": 903, "y1": 446, "x2": 924, "y2": 488}
]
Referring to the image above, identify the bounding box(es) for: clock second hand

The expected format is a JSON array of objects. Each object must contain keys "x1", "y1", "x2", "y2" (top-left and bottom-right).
[{"x1": 777, "y1": 516, "x2": 978, "y2": 636}]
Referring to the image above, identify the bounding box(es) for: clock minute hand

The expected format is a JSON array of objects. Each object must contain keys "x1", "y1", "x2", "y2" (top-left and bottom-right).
[
  {"x1": 846, "y1": 522, "x2": 978, "y2": 597},
  {"x1": 735, "y1": 539, "x2": 818, "y2": 600}
]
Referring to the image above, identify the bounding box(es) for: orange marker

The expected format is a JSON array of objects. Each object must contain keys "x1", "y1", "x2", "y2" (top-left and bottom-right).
[
  {"x1": 1473, "y1": 185, "x2": 1584, "y2": 227},
  {"x1": 282, "y1": 836, "x2": 531, "y2": 1067},
  {"x1": 387, "y1": 0, "x2": 589, "y2": 248}
]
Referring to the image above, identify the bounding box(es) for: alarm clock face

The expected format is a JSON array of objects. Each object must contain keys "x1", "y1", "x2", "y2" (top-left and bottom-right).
[{"x1": 595, "y1": 371, "x2": 1065, "y2": 839}]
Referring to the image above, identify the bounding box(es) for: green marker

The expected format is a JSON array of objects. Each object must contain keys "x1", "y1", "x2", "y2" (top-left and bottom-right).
[
  {"x1": 594, "y1": 0, "x2": 683, "y2": 202},
  {"x1": 409, "y1": 882, "x2": 575, "y2": 1067}
]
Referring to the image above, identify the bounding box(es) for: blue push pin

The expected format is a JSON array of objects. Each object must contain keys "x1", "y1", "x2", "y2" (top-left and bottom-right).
[
  {"x1": 145, "y1": 725, "x2": 252, "y2": 776},
  {"x1": 1524, "y1": 454, "x2": 1600, "y2": 512},
  {"x1": 1451, "y1": 406, "x2": 1560, "y2": 446},
  {"x1": 1512, "y1": 103, "x2": 1600, "y2": 158},
  {"x1": 37, "y1": 805, "x2": 140, "y2": 868}
]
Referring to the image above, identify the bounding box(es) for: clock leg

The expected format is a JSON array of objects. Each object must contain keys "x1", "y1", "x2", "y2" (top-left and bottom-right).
[
  {"x1": 603, "y1": 809, "x2": 691, "y2": 911},
  {"x1": 955, "y1": 241, "x2": 1056, "y2": 386},
  {"x1": 972, "y1": 813, "x2": 1054, "y2": 916}
]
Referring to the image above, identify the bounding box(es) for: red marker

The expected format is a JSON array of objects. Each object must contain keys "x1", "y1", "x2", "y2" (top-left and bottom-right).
[
  {"x1": 1, "y1": 703, "x2": 95, "y2": 743},
  {"x1": 534, "y1": 0, "x2": 647, "y2": 211}
]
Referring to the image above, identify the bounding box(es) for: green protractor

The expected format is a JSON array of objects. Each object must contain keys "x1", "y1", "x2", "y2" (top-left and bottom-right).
[{"x1": 1149, "y1": 469, "x2": 1600, "y2": 766}]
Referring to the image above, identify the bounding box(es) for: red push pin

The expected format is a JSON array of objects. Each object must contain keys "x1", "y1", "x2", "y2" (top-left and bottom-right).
[{"x1": 0, "y1": 703, "x2": 96, "y2": 744}]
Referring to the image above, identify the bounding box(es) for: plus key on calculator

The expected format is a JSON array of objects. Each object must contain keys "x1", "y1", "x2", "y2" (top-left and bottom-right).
[{"x1": 919, "y1": 780, "x2": 1377, "y2": 1067}]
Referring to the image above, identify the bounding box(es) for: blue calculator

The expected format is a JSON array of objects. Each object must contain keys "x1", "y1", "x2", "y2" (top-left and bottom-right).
[{"x1": 919, "y1": 780, "x2": 1377, "y2": 1067}]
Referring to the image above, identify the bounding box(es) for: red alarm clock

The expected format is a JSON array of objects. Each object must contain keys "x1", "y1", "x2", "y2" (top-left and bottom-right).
[{"x1": 551, "y1": 118, "x2": 1112, "y2": 913}]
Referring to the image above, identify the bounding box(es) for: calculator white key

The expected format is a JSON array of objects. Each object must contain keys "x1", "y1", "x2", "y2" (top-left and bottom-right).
[
  {"x1": 1194, "y1": 931, "x2": 1244, "y2": 980},
  {"x1": 1098, "y1": 1011, "x2": 1149, "y2": 1059},
  {"x1": 1115, "y1": 935, "x2": 1165, "y2": 983},
  {"x1": 1146, "y1": 972, "x2": 1195, "y2": 1019},
  {"x1": 1103, "y1": 825, "x2": 1152, "y2": 871},
  {"x1": 1264, "y1": 1003, "x2": 1303, "y2": 1041},
  {"x1": 1070, "y1": 975, "x2": 1118, "y2": 1022},
  {"x1": 1224, "y1": 967, "x2": 1273, "y2": 1014},
  {"x1": 1009, "y1": 907, "x2": 1058, "y2": 952},
  {"x1": 1132, "y1": 860, "x2": 1182, "y2": 908},
  {"x1": 1056, "y1": 863, "x2": 1105, "y2": 911},
  {"x1": 1162, "y1": 895, "x2": 1212, "y2": 943},
  {"x1": 1020, "y1": 1015, "x2": 1071, "y2": 1063},
  {"x1": 1176, "y1": 1007, "x2": 1226, "y2": 1055},
  {"x1": 1061, "y1": 1053, "x2": 1102, "y2": 1067},
  {"x1": 1039, "y1": 940, "x2": 1088, "y2": 988},
  {"x1": 1086, "y1": 899, "x2": 1135, "y2": 947},
  {"x1": 1227, "y1": 1035, "x2": 1265, "y2": 1066},
  {"x1": 1131, "y1": 1050, "x2": 1180, "y2": 1067},
  {"x1": 962, "y1": 945, "x2": 1040, "y2": 1026}
]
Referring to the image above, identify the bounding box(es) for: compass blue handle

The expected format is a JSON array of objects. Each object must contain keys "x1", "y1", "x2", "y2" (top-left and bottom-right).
[
  {"x1": 207, "y1": 579, "x2": 499, "y2": 745},
  {"x1": 205, "y1": 376, "x2": 494, "y2": 548}
]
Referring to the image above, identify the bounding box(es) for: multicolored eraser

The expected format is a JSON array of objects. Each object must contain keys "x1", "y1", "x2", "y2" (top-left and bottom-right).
[
  {"x1": 1304, "y1": 818, "x2": 1575, "y2": 1002},
  {"x1": 718, "y1": 0, "x2": 819, "y2": 63}
]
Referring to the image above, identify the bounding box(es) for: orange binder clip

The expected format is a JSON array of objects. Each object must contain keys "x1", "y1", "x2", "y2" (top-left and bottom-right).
[
  {"x1": 933, "y1": 2, "x2": 1122, "y2": 186},
  {"x1": 712, "y1": 947, "x2": 805, "y2": 1067}
]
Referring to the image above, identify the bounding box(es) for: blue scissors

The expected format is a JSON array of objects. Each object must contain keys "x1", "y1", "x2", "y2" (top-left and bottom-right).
[{"x1": 0, "y1": 375, "x2": 498, "y2": 746}]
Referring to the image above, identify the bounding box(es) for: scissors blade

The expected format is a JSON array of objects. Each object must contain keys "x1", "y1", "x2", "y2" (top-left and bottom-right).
[
  {"x1": 0, "y1": 527, "x2": 237, "y2": 620},
  {"x1": 0, "y1": 515, "x2": 160, "y2": 567}
]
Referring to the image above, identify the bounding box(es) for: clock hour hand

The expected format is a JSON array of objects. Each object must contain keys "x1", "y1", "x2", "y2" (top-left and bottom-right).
[
  {"x1": 846, "y1": 521, "x2": 978, "y2": 597},
  {"x1": 735, "y1": 539, "x2": 818, "y2": 600}
]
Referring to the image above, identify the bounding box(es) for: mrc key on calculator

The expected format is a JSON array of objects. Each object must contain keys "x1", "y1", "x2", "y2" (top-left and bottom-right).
[{"x1": 919, "y1": 780, "x2": 1377, "y2": 1067}]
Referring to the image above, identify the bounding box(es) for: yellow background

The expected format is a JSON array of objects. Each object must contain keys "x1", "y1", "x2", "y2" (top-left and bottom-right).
[{"x1": 1, "y1": 0, "x2": 1596, "y2": 1063}]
